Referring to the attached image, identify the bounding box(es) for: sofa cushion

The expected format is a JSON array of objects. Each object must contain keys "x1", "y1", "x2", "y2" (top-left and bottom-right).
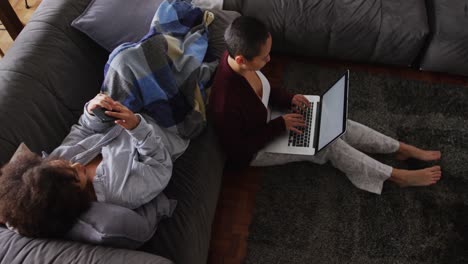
[
  {"x1": 224, "y1": 0, "x2": 429, "y2": 67},
  {"x1": 72, "y1": 0, "x2": 238, "y2": 58},
  {"x1": 141, "y1": 124, "x2": 225, "y2": 264},
  {"x1": 0, "y1": 227, "x2": 174, "y2": 263},
  {"x1": 66, "y1": 194, "x2": 176, "y2": 249},
  {"x1": 72, "y1": 0, "x2": 163, "y2": 51},
  {"x1": 419, "y1": 0, "x2": 468, "y2": 76},
  {"x1": 206, "y1": 9, "x2": 241, "y2": 60}
]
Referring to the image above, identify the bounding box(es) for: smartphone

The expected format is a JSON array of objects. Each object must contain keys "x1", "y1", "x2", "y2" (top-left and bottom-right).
[{"x1": 92, "y1": 107, "x2": 117, "y2": 123}]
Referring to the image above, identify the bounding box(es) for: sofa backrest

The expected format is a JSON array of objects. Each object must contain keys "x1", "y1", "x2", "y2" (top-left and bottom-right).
[
  {"x1": 224, "y1": 0, "x2": 468, "y2": 76},
  {"x1": 419, "y1": 0, "x2": 468, "y2": 76},
  {"x1": 224, "y1": 0, "x2": 429, "y2": 67},
  {"x1": 0, "y1": 0, "x2": 109, "y2": 164}
]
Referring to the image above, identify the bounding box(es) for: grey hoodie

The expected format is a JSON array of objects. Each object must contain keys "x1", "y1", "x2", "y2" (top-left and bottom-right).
[{"x1": 48, "y1": 106, "x2": 189, "y2": 209}]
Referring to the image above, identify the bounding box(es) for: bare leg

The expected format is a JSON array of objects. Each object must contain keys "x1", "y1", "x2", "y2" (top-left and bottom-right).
[
  {"x1": 390, "y1": 166, "x2": 442, "y2": 187},
  {"x1": 395, "y1": 142, "x2": 441, "y2": 161}
]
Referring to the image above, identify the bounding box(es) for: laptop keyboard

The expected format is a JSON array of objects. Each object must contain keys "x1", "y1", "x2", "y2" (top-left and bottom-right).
[{"x1": 288, "y1": 103, "x2": 314, "y2": 147}]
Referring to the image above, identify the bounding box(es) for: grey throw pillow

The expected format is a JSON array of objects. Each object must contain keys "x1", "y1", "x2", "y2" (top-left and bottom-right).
[
  {"x1": 72, "y1": 0, "x2": 240, "y2": 57},
  {"x1": 71, "y1": 0, "x2": 164, "y2": 51},
  {"x1": 66, "y1": 194, "x2": 176, "y2": 249}
]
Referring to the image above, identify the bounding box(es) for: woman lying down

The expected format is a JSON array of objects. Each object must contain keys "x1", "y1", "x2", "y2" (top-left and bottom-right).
[{"x1": 0, "y1": 93, "x2": 189, "y2": 238}]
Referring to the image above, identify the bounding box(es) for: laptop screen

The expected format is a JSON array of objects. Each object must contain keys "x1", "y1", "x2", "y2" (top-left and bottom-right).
[{"x1": 317, "y1": 72, "x2": 349, "y2": 151}]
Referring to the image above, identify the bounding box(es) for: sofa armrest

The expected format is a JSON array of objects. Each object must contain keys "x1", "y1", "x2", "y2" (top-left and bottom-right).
[{"x1": 0, "y1": 0, "x2": 109, "y2": 164}]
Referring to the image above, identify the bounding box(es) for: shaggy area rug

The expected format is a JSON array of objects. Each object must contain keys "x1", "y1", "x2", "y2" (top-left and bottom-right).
[{"x1": 245, "y1": 62, "x2": 468, "y2": 264}]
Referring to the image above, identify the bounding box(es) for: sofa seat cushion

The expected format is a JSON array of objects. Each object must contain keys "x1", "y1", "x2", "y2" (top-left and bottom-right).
[
  {"x1": 419, "y1": 0, "x2": 468, "y2": 76},
  {"x1": 0, "y1": 227, "x2": 173, "y2": 264},
  {"x1": 224, "y1": 0, "x2": 429, "y2": 66},
  {"x1": 141, "y1": 124, "x2": 225, "y2": 264}
]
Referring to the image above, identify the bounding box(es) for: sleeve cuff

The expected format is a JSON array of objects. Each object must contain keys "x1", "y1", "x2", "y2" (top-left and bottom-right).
[
  {"x1": 80, "y1": 103, "x2": 113, "y2": 131},
  {"x1": 127, "y1": 114, "x2": 152, "y2": 142},
  {"x1": 269, "y1": 116, "x2": 286, "y2": 134}
]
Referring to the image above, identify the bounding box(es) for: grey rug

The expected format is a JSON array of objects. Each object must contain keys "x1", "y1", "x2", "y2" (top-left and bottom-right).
[{"x1": 245, "y1": 62, "x2": 468, "y2": 264}]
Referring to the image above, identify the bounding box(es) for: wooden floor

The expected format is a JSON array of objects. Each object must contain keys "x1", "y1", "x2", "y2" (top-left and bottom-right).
[
  {"x1": 3, "y1": 2, "x2": 468, "y2": 263},
  {"x1": 0, "y1": 0, "x2": 40, "y2": 56}
]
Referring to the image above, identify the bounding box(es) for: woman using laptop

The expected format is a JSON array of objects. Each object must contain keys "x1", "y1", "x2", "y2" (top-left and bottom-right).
[{"x1": 208, "y1": 16, "x2": 442, "y2": 194}]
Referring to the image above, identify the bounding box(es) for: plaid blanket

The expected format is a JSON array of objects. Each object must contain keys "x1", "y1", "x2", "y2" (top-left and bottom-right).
[{"x1": 101, "y1": 0, "x2": 217, "y2": 139}]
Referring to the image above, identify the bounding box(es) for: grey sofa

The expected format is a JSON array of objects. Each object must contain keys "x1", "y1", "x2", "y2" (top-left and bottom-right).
[
  {"x1": 224, "y1": 0, "x2": 468, "y2": 76},
  {"x1": 0, "y1": 0, "x2": 224, "y2": 263}
]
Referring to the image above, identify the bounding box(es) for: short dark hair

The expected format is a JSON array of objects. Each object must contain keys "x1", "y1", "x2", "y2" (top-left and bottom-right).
[
  {"x1": 0, "y1": 153, "x2": 91, "y2": 238},
  {"x1": 224, "y1": 16, "x2": 270, "y2": 60}
]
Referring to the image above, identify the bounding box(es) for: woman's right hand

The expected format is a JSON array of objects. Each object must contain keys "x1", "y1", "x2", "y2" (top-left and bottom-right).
[
  {"x1": 86, "y1": 93, "x2": 115, "y2": 114},
  {"x1": 282, "y1": 113, "x2": 306, "y2": 134}
]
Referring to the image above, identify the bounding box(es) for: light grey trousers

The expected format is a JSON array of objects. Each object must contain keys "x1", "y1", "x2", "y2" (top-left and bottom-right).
[{"x1": 251, "y1": 120, "x2": 400, "y2": 194}]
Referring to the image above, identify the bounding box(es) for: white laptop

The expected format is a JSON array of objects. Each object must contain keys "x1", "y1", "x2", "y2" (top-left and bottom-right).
[{"x1": 263, "y1": 70, "x2": 349, "y2": 156}]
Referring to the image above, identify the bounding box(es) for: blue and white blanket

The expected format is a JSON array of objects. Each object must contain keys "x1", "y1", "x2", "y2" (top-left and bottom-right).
[{"x1": 101, "y1": 0, "x2": 217, "y2": 139}]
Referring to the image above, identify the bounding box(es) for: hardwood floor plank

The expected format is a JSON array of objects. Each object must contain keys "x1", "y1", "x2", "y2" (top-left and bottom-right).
[
  {"x1": 0, "y1": 0, "x2": 24, "y2": 40},
  {"x1": 0, "y1": 0, "x2": 40, "y2": 55}
]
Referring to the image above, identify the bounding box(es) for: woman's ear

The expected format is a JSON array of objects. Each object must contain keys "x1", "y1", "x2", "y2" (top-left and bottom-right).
[
  {"x1": 9, "y1": 143, "x2": 35, "y2": 163},
  {"x1": 234, "y1": 55, "x2": 246, "y2": 65}
]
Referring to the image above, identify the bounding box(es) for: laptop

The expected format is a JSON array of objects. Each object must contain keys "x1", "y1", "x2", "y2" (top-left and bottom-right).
[{"x1": 263, "y1": 70, "x2": 349, "y2": 156}]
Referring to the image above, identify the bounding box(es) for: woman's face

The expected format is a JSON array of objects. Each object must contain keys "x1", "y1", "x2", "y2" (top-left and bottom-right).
[
  {"x1": 70, "y1": 162, "x2": 88, "y2": 190},
  {"x1": 48, "y1": 160, "x2": 88, "y2": 190},
  {"x1": 241, "y1": 34, "x2": 272, "y2": 71}
]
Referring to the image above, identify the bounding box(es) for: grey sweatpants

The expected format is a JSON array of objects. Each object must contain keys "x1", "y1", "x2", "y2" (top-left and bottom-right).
[{"x1": 250, "y1": 120, "x2": 400, "y2": 194}]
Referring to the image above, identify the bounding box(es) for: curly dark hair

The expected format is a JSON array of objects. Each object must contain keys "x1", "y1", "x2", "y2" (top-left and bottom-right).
[
  {"x1": 0, "y1": 152, "x2": 92, "y2": 238},
  {"x1": 224, "y1": 16, "x2": 270, "y2": 60}
]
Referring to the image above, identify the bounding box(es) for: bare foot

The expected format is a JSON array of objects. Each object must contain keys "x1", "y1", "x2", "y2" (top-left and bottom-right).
[
  {"x1": 395, "y1": 142, "x2": 441, "y2": 161},
  {"x1": 390, "y1": 166, "x2": 442, "y2": 187}
]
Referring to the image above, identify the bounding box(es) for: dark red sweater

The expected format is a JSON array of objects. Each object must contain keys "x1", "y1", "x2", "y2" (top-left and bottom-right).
[{"x1": 208, "y1": 51, "x2": 294, "y2": 169}]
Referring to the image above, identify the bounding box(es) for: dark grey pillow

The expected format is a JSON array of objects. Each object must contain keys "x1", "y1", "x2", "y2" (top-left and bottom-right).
[
  {"x1": 71, "y1": 0, "x2": 164, "y2": 51},
  {"x1": 207, "y1": 9, "x2": 241, "y2": 59},
  {"x1": 66, "y1": 194, "x2": 176, "y2": 249}
]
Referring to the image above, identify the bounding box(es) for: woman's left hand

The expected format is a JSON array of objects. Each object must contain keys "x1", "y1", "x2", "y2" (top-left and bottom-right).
[
  {"x1": 104, "y1": 101, "x2": 141, "y2": 130},
  {"x1": 291, "y1": 94, "x2": 311, "y2": 111}
]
